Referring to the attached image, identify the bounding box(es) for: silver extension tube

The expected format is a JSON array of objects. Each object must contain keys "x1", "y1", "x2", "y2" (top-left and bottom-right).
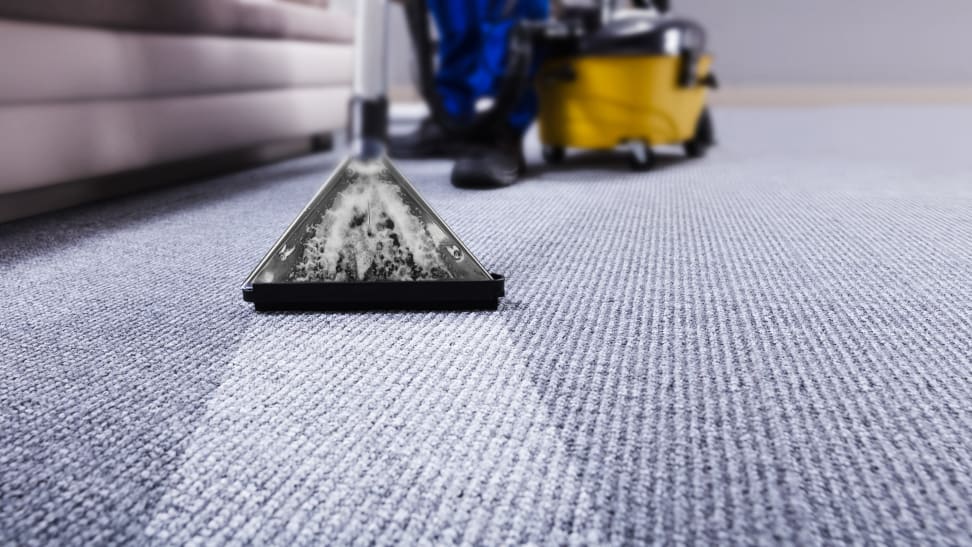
[{"x1": 350, "y1": 0, "x2": 390, "y2": 158}]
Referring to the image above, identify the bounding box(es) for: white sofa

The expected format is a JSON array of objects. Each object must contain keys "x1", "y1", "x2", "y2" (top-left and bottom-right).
[{"x1": 0, "y1": 0, "x2": 354, "y2": 222}]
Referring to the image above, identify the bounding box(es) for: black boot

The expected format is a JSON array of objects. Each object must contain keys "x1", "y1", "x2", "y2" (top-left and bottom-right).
[
  {"x1": 451, "y1": 128, "x2": 525, "y2": 188},
  {"x1": 388, "y1": 117, "x2": 468, "y2": 159}
]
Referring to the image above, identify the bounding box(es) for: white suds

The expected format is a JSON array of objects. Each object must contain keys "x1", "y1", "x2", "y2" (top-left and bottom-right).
[{"x1": 291, "y1": 167, "x2": 453, "y2": 281}]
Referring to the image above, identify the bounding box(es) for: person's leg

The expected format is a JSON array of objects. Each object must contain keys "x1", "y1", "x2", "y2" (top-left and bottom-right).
[
  {"x1": 429, "y1": 0, "x2": 547, "y2": 128},
  {"x1": 471, "y1": 0, "x2": 548, "y2": 134},
  {"x1": 392, "y1": 0, "x2": 549, "y2": 186},
  {"x1": 451, "y1": 0, "x2": 548, "y2": 187},
  {"x1": 427, "y1": 0, "x2": 480, "y2": 121},
  {"x1": 389, "y1": 0, "x2": 482, "y2": 158}
]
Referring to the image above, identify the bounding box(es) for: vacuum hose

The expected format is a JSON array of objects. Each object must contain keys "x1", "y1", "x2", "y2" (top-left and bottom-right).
[
  {"x1": 633, "y1": 0, "x2": 670, "y2": 12},
  {"x1": 403, "y1": 0, "x2": 534, "y2": 138}
]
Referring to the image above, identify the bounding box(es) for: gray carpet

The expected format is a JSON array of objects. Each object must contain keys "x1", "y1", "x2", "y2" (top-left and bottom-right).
[{"x1": 2, "y1": 107, "x2": 971, "y2": 545}]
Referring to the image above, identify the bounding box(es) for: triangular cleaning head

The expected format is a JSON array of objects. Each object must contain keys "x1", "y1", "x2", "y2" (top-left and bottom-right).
[{"x1": 243, "y1": 156, "x2": 504, "y2": 310}]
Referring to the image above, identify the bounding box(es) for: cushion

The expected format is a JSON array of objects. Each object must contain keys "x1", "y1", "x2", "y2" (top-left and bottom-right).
[
  {"x1": 0, "y1": 20, "x2": 353, "y2": 104},
  {"x1": 0, "y1": 0, "x2": 353, "y2": 42}
]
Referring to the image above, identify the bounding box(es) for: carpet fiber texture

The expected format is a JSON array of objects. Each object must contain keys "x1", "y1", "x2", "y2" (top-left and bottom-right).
[{"x1": 2, "y1": 107, "x2": 971, "y2": 545}]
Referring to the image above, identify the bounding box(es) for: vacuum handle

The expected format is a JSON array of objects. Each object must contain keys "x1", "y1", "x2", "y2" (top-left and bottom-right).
[
  {"x1": 350, "y1": 0, "x2": 389, "y2": 158},
  {"x1": 353, "y1": 0, "x2": 387, "y2": 99}
]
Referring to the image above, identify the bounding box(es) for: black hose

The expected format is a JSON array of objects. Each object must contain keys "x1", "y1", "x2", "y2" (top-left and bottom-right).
[
  {"x1": 633, "y1": 0, "x2": 670, "y2": 12},
  {"x1": 403, "y1": 0, "x2": 534, "y2": 137}
]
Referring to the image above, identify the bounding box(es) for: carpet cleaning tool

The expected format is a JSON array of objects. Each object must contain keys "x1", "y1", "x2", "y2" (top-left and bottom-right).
[
  {"x1": 536, "y1": 0, "x2": 717, "y2": 170},
  {"x1": 242, "y1": 0, "x2": 504, "y2": 311}
]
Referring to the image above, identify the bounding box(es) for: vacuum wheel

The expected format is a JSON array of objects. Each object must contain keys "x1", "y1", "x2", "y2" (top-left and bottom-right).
[
  {"x1": 684, "y1": 108, "x2": 715, "y2": 159},
  {"x1": 628, "y1": 140, "x2": 655, "y2": 171},
  {"x1": 542, "y1": 145, "x2": 565, "y2": 164}
]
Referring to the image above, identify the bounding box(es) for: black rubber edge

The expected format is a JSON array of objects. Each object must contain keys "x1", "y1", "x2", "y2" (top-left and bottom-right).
[{"x1": 243, "y1": 273, "x2": 505, "y2": 312}]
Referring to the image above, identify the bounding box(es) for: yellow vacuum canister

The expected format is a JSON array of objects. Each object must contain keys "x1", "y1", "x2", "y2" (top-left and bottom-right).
[{"x1": 536, "y1": 13, "x2": 717, "y2": 170}]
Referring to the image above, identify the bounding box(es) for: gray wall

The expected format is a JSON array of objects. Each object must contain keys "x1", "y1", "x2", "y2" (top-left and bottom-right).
[
  {"x1": 672, "y1": 0, "x2": 972, "y2": 85},
  {"x1": 388, "y1": 1, "x2": 972, "y2": 88}
]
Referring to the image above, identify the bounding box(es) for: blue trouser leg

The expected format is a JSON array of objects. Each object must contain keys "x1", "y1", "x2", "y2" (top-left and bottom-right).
[{"x1": 425, "y1": 0, "x2": 548, "y2": 135}]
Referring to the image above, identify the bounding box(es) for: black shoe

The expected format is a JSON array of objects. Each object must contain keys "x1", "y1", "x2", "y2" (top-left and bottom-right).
[
  {"x1": 451, "y1": 129, "x2": 526, "y2": 188},
  {"x1": 388, "y1": 117, "x2": 467, "y2": 159}
]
